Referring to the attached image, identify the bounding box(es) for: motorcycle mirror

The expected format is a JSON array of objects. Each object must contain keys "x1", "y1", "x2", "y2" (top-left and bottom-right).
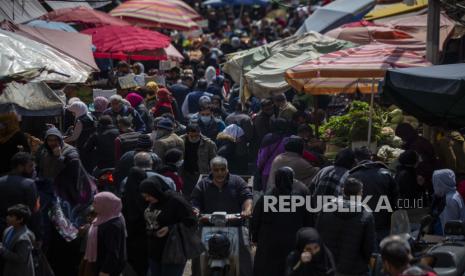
[
  {"x1": 391, "y1": 210, "x2": 411, "y2": 235},
  {"x1": 444, "y1": 220, "x2": 465, "y2": 236}
]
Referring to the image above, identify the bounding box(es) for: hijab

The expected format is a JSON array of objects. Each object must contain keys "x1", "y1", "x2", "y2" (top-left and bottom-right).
[
  {"x1": 125, "y1": 93, "x2": 144, "y2": 108},
  {"x1": 334, "y1": 148, "x2": 356, "y2": 170},
  {"x1": 67, "y1": 101, "x2": 89, "y2": 118},
  {"x1": 261, "y1": 117, "x2": 289, "y2": 147},
  {"x1": 433, "y1": 169, "x2": 456, "y2": 197},
  {"x1": 274, "y1": 167, "x2": 294, "y2": 195},
  {"x1": 293, "y1": 227, "x2": 335, "y2": 275},
  {"x1": 84, "y1": 192, "x2": 124, "y2": 262},
  {"x1": 139, "y1": 176, "x2": 170, "y2": 205},
  {"x1": 93, "y1": 96, "x2": 109, "y2": 113},
  {"x1": 205, "y1": 66, "x2": 216, "y2": 85}
]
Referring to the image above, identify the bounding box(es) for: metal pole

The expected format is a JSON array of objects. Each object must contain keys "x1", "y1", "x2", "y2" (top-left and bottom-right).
[
  {"x1": 426, "y1": 0, "x2": 440, "y2": 64},
  {"x1": 367, "y1": 78, "x2": 375, "y2": 146}
]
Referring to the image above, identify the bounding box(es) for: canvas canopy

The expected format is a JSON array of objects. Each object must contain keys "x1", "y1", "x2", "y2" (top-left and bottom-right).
[
  {"x1": 0, "y1": 82, "x2": 65, "y2": 116},
  {"x1": 297, "y1": 0, "x2": 375, "y2": 34},
  {"x1": 384, "y1": 63, "x2": 465, "y2": 127},
  {"x1": 0, "y1": 29, "x2": 93, "y2": 83},
  {"x1": 223, "y1": 32, "x2": 354, "y2": 98}
]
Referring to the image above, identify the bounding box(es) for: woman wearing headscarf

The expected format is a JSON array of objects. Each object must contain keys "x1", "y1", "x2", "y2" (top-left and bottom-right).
[
  {"x1": 82, "y1": 192, "x2": 127, "y2": 276},
  {"x1": 65, "y1": 101, "x2": 96, "y2": 171},
  {"x1": 256, "y1": 118, "x2": 290, "y2": 191},
  {"x1": 216, "y1": 124, "x2": 247, "y2": 174},
  {"x1": 151, "y1": 88, "x2": 178, "y2": 120},
  {"x1": 140, "y1": 177, "x2": 197, "y2": 276},
  {"x1": 252, "y1": 167, "x2": 311, "y2": 276},
  {"x1": 204, "y1": 66, "x2": 216, "y2": 85},
  {"x1": 145, "y1": 81, "x2": 159, "y2": 110},
  {"x1": 431, "y1": 169, "x2": 465, "y2": 234},
  {"x1": 285, "y1": 228, "x2": 335, "y2": 276},
  {"x1": 91, "y1": 96, "x2": 109, "y2": 120},
  {"x1": 0, "y1": 113, "x2": 30, "y2": 175},
  {"x1": 395, "y1": 150, "x2": 425, "y2": 205},
  {"x1": 126, "y1": 92, "x2": 152, "y2": 133},
  {"x1": 133, "y1": 62, "x2": 147, "y2": 87}
]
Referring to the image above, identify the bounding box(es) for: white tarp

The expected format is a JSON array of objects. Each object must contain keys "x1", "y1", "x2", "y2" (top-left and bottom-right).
[
  {"x1": 0, "y1": 29, "x2": 92, "y2": 83},
  {"x1": 0, "y1": 82, "x2": 65, "y2": 115},
  {"x1": 0, "y1": 0, "x2": 47, "y2": 23}
]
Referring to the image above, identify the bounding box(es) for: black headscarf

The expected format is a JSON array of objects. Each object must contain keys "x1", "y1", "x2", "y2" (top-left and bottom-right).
[
  {"x1": 274, "y1": 167, "x2": 294, "y2": 195},
  {"x1": 139, "y1": 176, "x2": 170, "y2": 205},
  {"x1": 289, "y1": 227, "x2": 335, "y2": 276}
]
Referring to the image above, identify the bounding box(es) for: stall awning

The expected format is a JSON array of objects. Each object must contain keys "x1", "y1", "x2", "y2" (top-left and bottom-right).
[{"x1": 0, "y1": 0, "x2": 47, "y2": 23}]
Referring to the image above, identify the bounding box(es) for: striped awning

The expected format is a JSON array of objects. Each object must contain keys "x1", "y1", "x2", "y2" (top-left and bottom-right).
[
  {"x1": 285, "y1": 44, "x2": 431, "y2": 95},
  {"x1": 110, "y1": 0, "x2": 202, "y2": 31}
]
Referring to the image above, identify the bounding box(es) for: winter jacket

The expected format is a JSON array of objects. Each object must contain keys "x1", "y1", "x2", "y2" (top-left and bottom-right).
[
  {"x1": 252, "y1": 181, "x2": 311, "y2": 276},
  {"x1": 252, "y1": 112, "x2": 272, "y2": 150},
  {"x1": 309, "y1": 165, "x2": 349, "y2": 198},
  {"x1": 0, "y1": 226, "x2": 36, "y2": 276},
  {"x1": 349, "y1": 161, "x2": 398, "y2": 233},
  {"x1": 316, "y1": 199, "x2": 375, "y2": 275},
  {"x1": 95, "y1": 217, "x2": 127, "y2": 276},
  {"x1": 181, "y1": 135, "x2": 217, "y2": 174},
  {"x1": 191, "y1": 174, "x2": 253, "y2": 214},
  {"x1": 152, "y1": 132, "x2": 184, "y2": 163},
  {"x1": 135, "y1": 104, "x2": 153, "y2": 133},
  {"x1": 395, "y1": 165, "x2": 425, "y2": 205},
  {"x1": 197, "y1": 117, "x2": 226, "y2": 141},
  {"x1": 256, "y1": 135, "x2": 287, "y2": 190},
  {"x1": 278, "y1": 102, "x2": 297, "y2": 121},
  {"x1": 114, "y1": 131, "x2": 141, "y2": 162},
  {"x1": 145, "y1": 192, "x2": 196, "y2": 261},
  {"x1": 84, "y1": 125, "x2": 120, "y2": 169},
  {"x1": 0, "y1": 175, "x2": 38, "y2": 234},
  {"x1": 267, "y1": 152, "x2": 319, "y2": 192},
  {"x1": 103, "y1": 106, "x2": 146, "y2": 133},
  {"x1": 433, "y1": 169, "x2": 465, "y2": 231}
]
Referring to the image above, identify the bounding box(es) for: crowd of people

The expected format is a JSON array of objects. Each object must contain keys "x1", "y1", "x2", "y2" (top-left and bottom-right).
[{"x1": 1, "y1": 2, "x2": 465, "y2": 276}]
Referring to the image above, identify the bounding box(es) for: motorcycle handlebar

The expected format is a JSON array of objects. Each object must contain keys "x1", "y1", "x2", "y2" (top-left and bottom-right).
[{"x1": 199, "y1": 213, "x2": 243, "y2": 223}]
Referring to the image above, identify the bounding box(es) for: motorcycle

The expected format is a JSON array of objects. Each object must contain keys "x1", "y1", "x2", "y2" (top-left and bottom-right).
[
  {"x1": 371, "y1": 210, "x2": 465, "y2": 276},
  {"x1": 199, "y1": 212, "x2": 247, "y2": 276}
]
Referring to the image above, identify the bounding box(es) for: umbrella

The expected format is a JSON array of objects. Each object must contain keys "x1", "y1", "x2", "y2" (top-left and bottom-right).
[
  {"x1": 0, "y1": 29, "x2": 92, "y2": 83},
  {"x1": 81, "y1": 25, "x2": 171, "y2": 61},
  {"x1": 325, "y1": 22, "x2": 426, "y2": 54},
  {"x1": 297, "y1": 0, "x2": 376, "y2": 35},
  {"x1": 364, "y1": 0, "x2": 428, "y2": 21},
  {"x1": 384, "y1": 63, "x2": 465, "y2": 127},
  {"x1": 26, "y1": 20, "x2": 78, "y2": 32},
  {"x1": 110, "y1": 0, "x2": 202, "y2": 31},
  {"x1": 39, "y1": 6, "x2": 130, "y2": 28},
  {"x1": 1, "y1": 20, "x2": 98, "y2": 70},
  {"x1": 285, "y1": 44, "x2": 431, "y2": 144},
  {"x1": 203, "y1": 0, "x2": 269, "y2": 7},
  {"x1": 285, "y1": 44, "x2": 430, "y2": 95}
]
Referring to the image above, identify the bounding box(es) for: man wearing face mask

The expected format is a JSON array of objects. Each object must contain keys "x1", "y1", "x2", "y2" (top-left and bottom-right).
[
  {"x1": 0, "y1": 153, "x2": 39, "y2": 235},
  {"x1": 151, "y1": 118, "x2": 184, "y2": 164},
  {"x1": 196, "y1": 105, "x2": 226, "y2": 141},
  {"x1": 180, "y1": 123, "x2": 217, "y2": 198}
]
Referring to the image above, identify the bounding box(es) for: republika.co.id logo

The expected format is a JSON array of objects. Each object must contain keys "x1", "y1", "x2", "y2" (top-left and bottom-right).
[{"x1": 263, "y1": 195, "x2": 423, "y2": 213}]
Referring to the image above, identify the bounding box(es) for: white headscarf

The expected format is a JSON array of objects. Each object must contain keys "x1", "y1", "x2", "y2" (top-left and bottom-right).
[
  {"x1": 205, "y1": 66, "x2": 216, "y2": 85},
  {"x1": 222, "y1": 124, "x2": 244, "y2": 141},
  {"x1": 67, "y1": 101, "x2": 89, "y2": 117}
]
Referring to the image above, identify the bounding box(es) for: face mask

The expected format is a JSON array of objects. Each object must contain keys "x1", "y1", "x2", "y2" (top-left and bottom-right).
[
  {"x1": 175, "y1": 160, "x2": 184, "y2": 169},
  {"x1": 200, "y1": 115, "x2": 212, "y2": 124}
]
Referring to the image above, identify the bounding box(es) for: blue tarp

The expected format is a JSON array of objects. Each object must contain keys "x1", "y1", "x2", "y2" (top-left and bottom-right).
[
  {"x1": 203, "y1": 0, "x2": 269, "y2": 7},
  {"x1": 297, "y1": 0, "x2": 375, "y2": 35},
  {"x1": 27, "y1": 20, "x2": 78, "y2": 33},
  {"x1": 384, "y1": 63, "x2": 465, "y2": 127}
]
